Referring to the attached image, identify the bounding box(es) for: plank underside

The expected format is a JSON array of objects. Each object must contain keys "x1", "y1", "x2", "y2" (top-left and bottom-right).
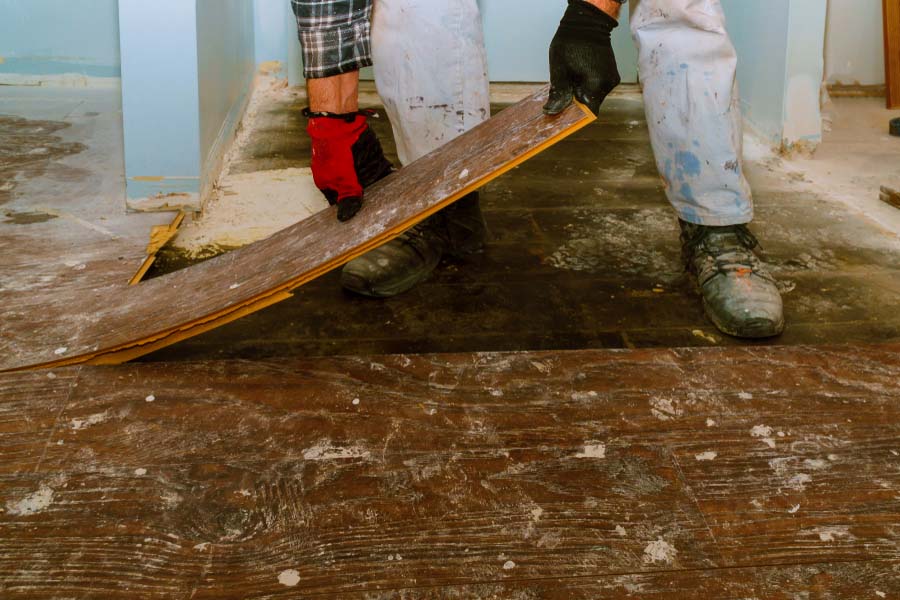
[
  {"x1": 0, "y1": 87, "x2": 593, "y2": 372},
  {"x1": 1, "y1": 345, "x2": 899, "y2": 598}
]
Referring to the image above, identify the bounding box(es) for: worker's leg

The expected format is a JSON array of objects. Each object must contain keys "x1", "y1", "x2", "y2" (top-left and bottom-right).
[
  {"x1": 632, "y1": 0, "x2": 751, "y2": 225},
  {"x1": 292, "y1": 0, "x2": 394, "y2": 221},
  {"x1": 341, "y1": 0, "x2": 491, "y2": 297},
  {"x1": 371, "y1": 0, "x2": 490, "y2": 166},
  {"x1": 632, "y1": 0, "x2": 783, "y2": 338}
]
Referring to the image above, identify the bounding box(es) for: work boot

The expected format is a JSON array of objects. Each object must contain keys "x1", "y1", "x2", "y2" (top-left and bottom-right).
[
  {"x1": 680, "y1": 220, "x2": 784, "y2": 339},
  {"x1": 341, "y1": 192, "x2": 487, "y2": 297}
]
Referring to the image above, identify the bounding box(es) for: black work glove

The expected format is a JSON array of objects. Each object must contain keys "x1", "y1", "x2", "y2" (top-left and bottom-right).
[{"x1": 544, "y1": 0, "x2": 621, "y2": 116}]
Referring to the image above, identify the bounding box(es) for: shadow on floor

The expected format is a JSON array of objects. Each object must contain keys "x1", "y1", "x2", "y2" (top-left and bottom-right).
[{"x1": 140, "y1": 97, "x2": 900, "y2": 362}]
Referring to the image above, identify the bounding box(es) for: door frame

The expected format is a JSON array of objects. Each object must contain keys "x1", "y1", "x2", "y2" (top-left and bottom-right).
[{"x1": 885, "y1": 0, "x2": 900, "y2": 108}]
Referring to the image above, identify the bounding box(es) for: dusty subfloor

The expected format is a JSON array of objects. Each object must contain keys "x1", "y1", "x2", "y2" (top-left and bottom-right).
[
  {"x1": 140, "y1": 87, "x2": 900, "y2": 361},
  {"x1": 2, "y1": 83, "x2": 898, "y2": 362}
]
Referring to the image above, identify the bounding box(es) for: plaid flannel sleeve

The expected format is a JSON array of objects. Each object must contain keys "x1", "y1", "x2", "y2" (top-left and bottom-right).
[{"x1": 290, "y1": 0, "x2": 374, "y2": 79}]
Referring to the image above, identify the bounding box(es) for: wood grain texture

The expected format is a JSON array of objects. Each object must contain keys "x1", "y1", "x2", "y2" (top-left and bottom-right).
[
  {"x1": 1, "y1": 345, "x2": 899, "y2": 597},
  {"x1": 887, "y1": 0, "x2": 900, "y2": 108},
  {"x1": 882, "y1": 186, "x2": 900, "y2": 210},
  {"x1": 129, "y1": 211, "x2": 186, "y2": 285},
  {"x1": 0, "y1": 88, "x2": 593, "y2": 373}
]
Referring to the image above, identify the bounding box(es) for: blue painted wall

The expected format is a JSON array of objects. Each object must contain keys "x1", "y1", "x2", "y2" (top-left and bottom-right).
[
  {"x1": 254, "y1": 0, "x2": 290, "y2": 69},
  {"x1": 783, "y1": 0, "x2": 828, "y2": 145},
  {"x1": 479, "y1": 0, "x2": 638, "y2": 83},
  {"x1": 119, "y1": 0, "x2": 201, "y2": 202},
  {"x1": 119, "y1": 0, "x2": 257, "y2": 205},
  {"x1": 197, "y1": 0, "x2": 256, "y2": 181},
  {"x1": 276, "y1": 0, "x2": 638, "y2": 84},
  {"x1": 0, "y1": 0, "x2": 120, "y2": 77},
  {"x1": 721, "y1": 0, "x2": 827, "y2": 147},
  {"x1": 721, "y1": 0, "x2": 792, "y2": 143}
]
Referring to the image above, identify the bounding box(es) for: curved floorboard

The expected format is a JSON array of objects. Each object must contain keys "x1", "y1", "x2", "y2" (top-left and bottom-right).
[{"x1": 0, "y1": 88, "x2": 594, "y2": 372}]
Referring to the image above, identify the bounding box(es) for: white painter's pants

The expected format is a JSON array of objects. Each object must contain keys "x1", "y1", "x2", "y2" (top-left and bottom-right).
[{"x1": 370, "y1": 0, "x2": 753, "y2": 226}]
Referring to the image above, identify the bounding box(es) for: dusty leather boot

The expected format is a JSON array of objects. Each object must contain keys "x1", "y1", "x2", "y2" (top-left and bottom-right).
[
  {"x1": 341, "y1": 192, "x2": 487, "y2": 297},
  {"x1": 680, "y1": 219, "x2": 784, "y2": 339}
]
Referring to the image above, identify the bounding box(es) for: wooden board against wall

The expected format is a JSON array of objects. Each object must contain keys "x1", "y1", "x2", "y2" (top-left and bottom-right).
[
  {"x1": 886, "y1": 0, "x2": 900, "y2": 108},
  {"x1": 0, "y1": 87, "x2": 593, "y2": 372}
]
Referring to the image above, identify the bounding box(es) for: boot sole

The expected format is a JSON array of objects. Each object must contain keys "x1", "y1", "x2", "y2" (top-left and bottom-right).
[
  {"x1": 341, "y1": 256, "x2": 441, "y2": 298},
  {"x1": 703, "y1": 298, "x2": 785, "y2": 339}
]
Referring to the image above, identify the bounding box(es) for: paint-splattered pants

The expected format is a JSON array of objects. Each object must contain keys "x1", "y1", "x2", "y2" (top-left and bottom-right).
[
  {"x1": 631, "y1": 0, "x2": 753, "y2": 225},
  {"x1": 358, "y1": 0, "x2": 753, "y2": 225}
]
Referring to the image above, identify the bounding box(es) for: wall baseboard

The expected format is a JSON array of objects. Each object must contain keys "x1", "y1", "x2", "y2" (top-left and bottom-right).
[
  {"x1": 0, "y1": 73, "x2": 121, "y2": 88},
  {"x1": 827, "y1": 83, "x2": 887, "y2": 98},
  {"x1": 198, "y1": 68, "x2": 257, "y2": 213},
  {"x1": 126, "y1": 178, "x2": 201, "y2": 213}
]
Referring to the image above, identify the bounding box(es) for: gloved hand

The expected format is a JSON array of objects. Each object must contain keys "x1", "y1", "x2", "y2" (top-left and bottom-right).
[
  {"x1": 304, "y1": 109, "x2": 394, "y2": 222},
  {"x1": 543, "y1": 0, "x2": 621, "y2": 116}
]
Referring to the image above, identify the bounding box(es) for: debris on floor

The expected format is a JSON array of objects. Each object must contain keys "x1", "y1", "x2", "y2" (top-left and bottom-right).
[
  {"x1": 169, "y1": 76, "x2": 327, "y2": 259},
  {"x1": 881, "y1": 186, "x2": 900, "y2": 210}
]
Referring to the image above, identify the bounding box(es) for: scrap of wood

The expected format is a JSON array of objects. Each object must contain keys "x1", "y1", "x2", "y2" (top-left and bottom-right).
[
  {"x1": 880, "y1": 186, "x2": 900, "y2": 210},
  {"x1": 128, "y1": 210, "x2": 185, "y2": 286},
  {"x1": 2, "y1": 87, "x2": 595, "y2": 372}
]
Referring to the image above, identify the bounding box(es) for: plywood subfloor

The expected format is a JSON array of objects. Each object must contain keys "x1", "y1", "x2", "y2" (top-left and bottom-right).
[
  {"x1": 143, "y1": 94, "x2": 900, "y2": 363},
  {"x1": 0, "y1": 87, "x2": 592, "y2": 372},
  {"x1": 1, "y1": 344, "x2": 899, "y2": 597}
]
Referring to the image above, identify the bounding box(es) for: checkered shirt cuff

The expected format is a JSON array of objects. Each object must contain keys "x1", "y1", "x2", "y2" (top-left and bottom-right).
[{"x1": 291, "y1": 0, "x2": 374, "y2": 79}]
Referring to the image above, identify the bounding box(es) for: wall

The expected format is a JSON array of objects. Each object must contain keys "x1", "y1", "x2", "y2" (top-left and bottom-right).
[
  {"x1": 825, "y1": 0, "x2": 886, "y2": 86},
  {"x1": 783, "y1": 0, "x2": 829, "y2": 145},
  {"x1": 722, "y1": 0, "x2": 827, "y2": 149},
  {"x1": 119, "y1": 0, "x2": 201, "y2": 206},
  {"x1": 721, "y1": 0, "x2": 792, "y2": 144},
  {"x1": 278, "y1": 0, "x2": 639, "y2": 84},
  {"x1": 197, "y1": 0, "x2": 257, "y2": 197},
  {"x1": 0, "y1": 0, "x2": 120, "y2": 79},
  {"x1": 118, "y1": 0, "x2": 256, "y2": 209},
  {"x1": 254, "y1": 0, "x2": 290, "y2": 70},
  {"x1": 480, "y1": 0, "x2": 638, "y2": 83}
]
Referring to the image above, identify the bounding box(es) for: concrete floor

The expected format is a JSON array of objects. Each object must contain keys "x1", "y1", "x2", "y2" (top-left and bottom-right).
[
  {"x1": 0, "y1": 85, "x2": 173, "y2": 238},
  {"x1": 0, "y1": 86, "x2": 176, "y2": 340},
  {"x1": 2, "y1": 83, "x2": 899, "y2": 362}
]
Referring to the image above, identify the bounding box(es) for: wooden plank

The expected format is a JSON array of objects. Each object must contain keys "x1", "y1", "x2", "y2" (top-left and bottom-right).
[
  {"x1": 2, "y1": 345, "x2": 899, "y2": 597},
  {"x1": 128, "y1": 210, "x2": 185, "y2": 286},
  {"x1": 0, "y1": 368, "x2": 79, "y2": 476},
  {"x1": 310, "y1": 562, "x2": 900, "y2": 599},
  {"x1": 887, "y1": 0, "x2": 900, "y2": 108},
  {"x1": 881, "y1": 186, "x2": 900, "y2": 210},
  {"x1": 0, "y1": 88, "x2": 594, "y2": 372}
]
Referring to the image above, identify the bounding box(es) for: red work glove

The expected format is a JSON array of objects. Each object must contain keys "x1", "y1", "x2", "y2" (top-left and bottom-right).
[{"x1": 304, "y1": 109, "x2": 394, "y2": 222}]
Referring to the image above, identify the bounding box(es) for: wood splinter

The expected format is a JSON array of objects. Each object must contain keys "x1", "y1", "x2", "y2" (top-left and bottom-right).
[{"x1": 879, "y1": 186, "x2": 900, "y2": 210}]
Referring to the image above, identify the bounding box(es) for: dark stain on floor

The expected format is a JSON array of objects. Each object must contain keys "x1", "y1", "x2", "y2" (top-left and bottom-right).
[
  {"x1": 0, "y1": 115, "x2": 86, "y2": 205},
  {"x1": 2, "y1": 210, "x2": 58, "y2": 225},
  {"x1": 140, "y1": 97, "x2": 900, "y2": 362}
]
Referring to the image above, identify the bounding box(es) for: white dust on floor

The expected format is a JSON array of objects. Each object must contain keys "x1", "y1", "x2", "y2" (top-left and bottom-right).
[
  {"x1": 171, "y1": 75, "x2": 328, "y2": 257},
  {"x1": 5, "y1": 483, "x2": 55, "y2": 516},
  {"x1": 172, "y1": 168, "x2": 327, "y2": 257},
  {"x1": 747, "y1": 97, "x2": 900, "y2": 240}
]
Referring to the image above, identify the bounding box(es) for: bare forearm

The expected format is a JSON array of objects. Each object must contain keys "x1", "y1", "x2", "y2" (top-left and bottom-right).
[
  {"x1": 307, "y1": 71, "x2": 360, "y2": 114},
  {"x1": 583, "y1": 0, "x2": 621, "y2": 20}
]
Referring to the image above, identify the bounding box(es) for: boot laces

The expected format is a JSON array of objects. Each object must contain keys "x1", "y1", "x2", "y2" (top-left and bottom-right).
[
  {"x1": 682, "y1": 224, "x2": 767, "y2": 283},
  {"x1": 394, "y1": 219, "x2": 446, "y2": 260}
]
